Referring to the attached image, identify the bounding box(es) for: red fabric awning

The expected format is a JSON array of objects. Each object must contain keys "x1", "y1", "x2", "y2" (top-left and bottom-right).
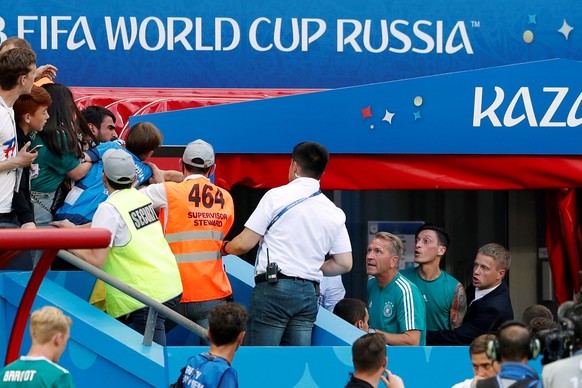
[
  {"x1": 72, "y1": 86, "x2": 582, "y2": 191},
  {"x1": 150, "y1": 154, "x2": 582, "y2": 191}
]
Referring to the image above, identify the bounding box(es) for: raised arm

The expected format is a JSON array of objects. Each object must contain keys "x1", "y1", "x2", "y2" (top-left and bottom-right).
[
  {"x1": 66, "y1": 157, "x2": 92, "y2": 181},
  {"x1": 223, "y1": 227, "x2": 262, "y2": 256},
  {"x1": 51, "y1": 219, "x2": 109, "y2": 268}
]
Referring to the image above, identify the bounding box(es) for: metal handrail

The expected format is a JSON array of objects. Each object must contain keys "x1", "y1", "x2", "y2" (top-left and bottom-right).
[
  {"x1": 57, "y1": 250, "x2": 208, "y2": 345},
  {"x1": 1, "y1": 228, "x2": 112, "y2": 365}
]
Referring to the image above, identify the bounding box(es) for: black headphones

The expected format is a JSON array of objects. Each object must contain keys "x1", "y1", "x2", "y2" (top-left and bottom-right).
[{"x1": 487, "y1": 320, "x2": 541, "y2": 361}]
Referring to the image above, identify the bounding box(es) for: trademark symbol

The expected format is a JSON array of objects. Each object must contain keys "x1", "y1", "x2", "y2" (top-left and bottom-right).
[{"x1": 472, "y1": 21, "x2": 480, "y2": 28}]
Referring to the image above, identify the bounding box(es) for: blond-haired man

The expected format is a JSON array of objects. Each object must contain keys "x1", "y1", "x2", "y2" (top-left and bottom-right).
[
  {"x1": 1, "y1": 306, "x2": 74, "y2": 387},
  {"x1": 366, "y1": 231, "x2": 426, "y2": 345},
  {"x1": 428, "y1": 243, "x2": 514, "y2": 345}
]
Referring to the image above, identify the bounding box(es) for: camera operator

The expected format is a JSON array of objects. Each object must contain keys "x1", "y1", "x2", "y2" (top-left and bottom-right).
[{"x1": 541, "y1": 302, "x2": 582, "y2": 387}]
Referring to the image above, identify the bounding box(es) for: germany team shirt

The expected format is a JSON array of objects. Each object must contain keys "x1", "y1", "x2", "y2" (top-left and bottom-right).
[
  {"x1": 0, "y1": 356, "x2": 75, "y2": 387},
  {"x1": 367, "y1": 272, "x2": 427, "y2": 345},
  {"x1": 400, "y1": 267, "x2": 462, "y2": 331}
]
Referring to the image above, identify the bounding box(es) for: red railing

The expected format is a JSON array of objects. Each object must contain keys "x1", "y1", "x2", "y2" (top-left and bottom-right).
[{"x1": 0, "y1": 229, "x2": 111, "y2": 365}]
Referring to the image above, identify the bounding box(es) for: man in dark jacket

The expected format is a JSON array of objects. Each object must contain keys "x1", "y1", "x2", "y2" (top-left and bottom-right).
[{"x1": 427, "y1": 243, "x2": 514, "y2": 345}]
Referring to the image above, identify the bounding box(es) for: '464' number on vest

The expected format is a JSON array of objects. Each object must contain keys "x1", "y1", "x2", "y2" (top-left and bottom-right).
[{"x1": 188, "y1": 183, "x2": 225, "y2": 209}]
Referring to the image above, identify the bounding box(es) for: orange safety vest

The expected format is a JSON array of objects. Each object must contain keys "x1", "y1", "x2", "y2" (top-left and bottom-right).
[{"x1": 160, "y1": 177, "x2": 234, "y2": 302}]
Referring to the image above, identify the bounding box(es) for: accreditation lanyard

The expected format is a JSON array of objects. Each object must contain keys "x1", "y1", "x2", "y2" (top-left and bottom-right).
[
  {"x1": 255, "y1": 189, "x2": 322, "y2": 270},
  {"x1": 265, "y1": 190, "x2": 321, "y2": 233}
]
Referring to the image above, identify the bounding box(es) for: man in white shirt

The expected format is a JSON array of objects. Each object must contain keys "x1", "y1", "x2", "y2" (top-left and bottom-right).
[
  {"x1": 0, "y1": 47, "x2": 38, "y2": 228},
  {"x1": 318, "y1": 274, "x2": 346, "y2": 311},
  {"x1": 541, "y1": 302, "x2": 582, "y2": 388},
  {"x1": 223, "y1": 141, "x2": 353, "y2": 346}
]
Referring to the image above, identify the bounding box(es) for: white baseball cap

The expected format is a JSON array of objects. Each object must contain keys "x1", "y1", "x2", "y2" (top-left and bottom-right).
[
  {"x1": 182, "y1": 139, "x2": 215, "y2": 168},
  {"x1": 102, "y1": 148, "x2": 136, "y2": 184}
]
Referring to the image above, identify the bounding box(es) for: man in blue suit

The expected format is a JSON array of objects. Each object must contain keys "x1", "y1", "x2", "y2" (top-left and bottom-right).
[{"x1": 427, "y1": 243, "x2": 514, "y2": 345}]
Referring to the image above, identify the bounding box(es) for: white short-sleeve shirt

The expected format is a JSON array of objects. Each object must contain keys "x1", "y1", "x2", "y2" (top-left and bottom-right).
[
  {"x1": 245, "y1": 177, "x2": 351, "y2": 282},
  {"x1": 91, "y1": 191, "x2": 129, "y2": 247},
  {"x1": 0, "y1": 97, "x2": 17, "y2": 213}
]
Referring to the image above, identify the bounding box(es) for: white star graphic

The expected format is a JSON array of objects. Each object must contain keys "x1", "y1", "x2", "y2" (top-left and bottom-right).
[
  {"x1": 382, "y1": 110, "x2": 395, "y2": 124},
  {"x1": 558, "y1": 19, "x2": 574, "y2": 40}
]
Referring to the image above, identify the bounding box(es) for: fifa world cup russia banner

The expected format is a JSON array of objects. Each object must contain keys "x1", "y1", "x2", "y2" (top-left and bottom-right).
[
  {"x1": 134, "y1": 59, "x2": 582, "y2": 155},
  {"x1": 1, "y1": 0, "x2": 580, "y2": 88}
]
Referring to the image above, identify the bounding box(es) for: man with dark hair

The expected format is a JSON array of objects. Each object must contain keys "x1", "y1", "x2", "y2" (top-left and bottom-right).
[
  {"x1": 401, "y1": 223, "x2": 466, "y2": 331},
  {"x1": 223, "y1": 141, "x2": 353, "y2": 346},
  {"x1": 522, "y1": 303, "x2": 558, "y2": 337},
  {"x1": 53, "y1": 148, "x2": 183, "y2": 346},
  {"x1": 528, "y1": 317, "x2": 559, "y2": 337},
  {"x1": 81, "y1": 105, "x2": 117, "y2": 145},
  {"x1": 452, "y1": 334, "x2": 499, "y2": 388},
  {"x1": 428, "y1": 243, "x2": 514, "y2": 345},
  {"x1": 0, "y1": 47, "x2": 38, "y2": 228},
  {"x1": 367, "y1": 232, "x2": 426, "y2": 345},
  {"x1": 476, "y1": 321, "x2": 540, "y2": 388},
  {"x1": 345, "y1": 333, "x2": 404, "y2": 388},
  {"x1": 141, "y1": 139, "x2": 235, "y2": 340},
  {"x1": 174, "y1": 303, "x2": 246, "y2": 388},
  {"x1": 334, "y1": 298, "x2": 371, "y2": 332},
  {"x1": 522, "y1": 304, "x2": 554, "y2": 328},
  {"x1": 53, "y1": 122, "x2": 162, "y2": 225}
]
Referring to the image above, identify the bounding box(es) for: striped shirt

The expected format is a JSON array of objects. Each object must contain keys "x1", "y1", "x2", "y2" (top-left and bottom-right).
[{"x1": 367, "y1": 272, "x2": 427, "y2": 345}]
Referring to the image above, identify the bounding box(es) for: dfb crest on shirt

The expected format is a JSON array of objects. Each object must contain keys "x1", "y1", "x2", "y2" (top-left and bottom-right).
[{"x1": 383, "y1": 302, "x2": 394, "y2": 318}]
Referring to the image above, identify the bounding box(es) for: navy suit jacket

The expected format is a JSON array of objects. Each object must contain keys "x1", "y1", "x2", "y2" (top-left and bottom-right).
[{"x1": 427, "y1": 281, "x2": 513, "y2": 345}]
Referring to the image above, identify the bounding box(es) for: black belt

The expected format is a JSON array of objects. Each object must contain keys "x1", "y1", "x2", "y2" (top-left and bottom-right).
[
  {"x1": 0, "y1": 211, "x2": 17, "y2": 224},
  {"x1": 254, "y1": 272, "x2": 320, "y2": 289}
]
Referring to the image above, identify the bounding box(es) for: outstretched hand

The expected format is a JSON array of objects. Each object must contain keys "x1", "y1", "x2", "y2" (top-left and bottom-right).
[
  {"x1": 146, "y1": 161, "x2": 165, "y2": 184},
  {"x1": 35, "y1": 64, "x2": 58, "y2": 81}
]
